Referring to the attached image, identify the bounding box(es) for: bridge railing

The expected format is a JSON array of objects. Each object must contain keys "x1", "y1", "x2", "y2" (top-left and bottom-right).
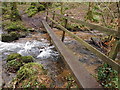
[
  {"x1": 42, "y1": 20, "x2": 102, "y2": 88},
  {"x1": 47, "y1": 11, "x2": 119, "y2": 37},
  {"x1": 45, "y1": 10, "x2": 120, "y2": 72}
]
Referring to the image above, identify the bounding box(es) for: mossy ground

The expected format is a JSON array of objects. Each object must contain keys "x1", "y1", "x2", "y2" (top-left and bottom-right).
[
  {"x1": 10, "y1": 63, "x2": 51, "y2": 88},
  {"x1": 25, "y1": 3, "x2": 45, "y2": 17},
  {"x1": 2, "y1": 21, "x2": 29, "y2": 42},
  {"x1": 2, "y1": 6, "x2": 29, "y2": 42},
  {"x1": 6, "y1": 53, "x2": 22, "y2": 62},
  {"x1": 21, "y1": 56, "x2": 34, "y2": 63},
  {"x1": 6, "y1": 53, "x2": 34, "y2": 72},
  {"x1": 7, "y1": 60, "x2": 23, "y2": 73}
]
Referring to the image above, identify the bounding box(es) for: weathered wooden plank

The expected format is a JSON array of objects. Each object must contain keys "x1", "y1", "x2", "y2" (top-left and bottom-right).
[
  {"x1": 49, "y1": 11, "x2": 119, "y2": 38},
  {"x1": 109, "y1": 40, "x2": 120, "y2": 60},
  {"x1": 47, "y1": 17, "x2": 120, "y2": 72},
  {"x1": 42, "y1": 20, "x2": 102, "y2": 88}
]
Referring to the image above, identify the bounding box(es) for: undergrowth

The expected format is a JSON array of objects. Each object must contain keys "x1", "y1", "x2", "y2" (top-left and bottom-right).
[{"x1": 97, "y1": 63, "x2": 118, "y2": 88}]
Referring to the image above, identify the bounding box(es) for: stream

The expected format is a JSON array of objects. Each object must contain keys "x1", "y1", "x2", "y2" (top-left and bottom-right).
[
  {"x1": 0, "y1": 29, "x2": 105, "y2": 88},
  {"x1": 1, "y1": 36, "x2": 69, "y2": 87}
]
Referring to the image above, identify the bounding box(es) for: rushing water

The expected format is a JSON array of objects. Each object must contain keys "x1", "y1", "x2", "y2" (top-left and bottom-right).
[
  {"x1": 0, "y1": 39, "x2": 59, "y2": 60},
  {"x1": 0, "y1": 39, "x2": 62, "y2": 87}
]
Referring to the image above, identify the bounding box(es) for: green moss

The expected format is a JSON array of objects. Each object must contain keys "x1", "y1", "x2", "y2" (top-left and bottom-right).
[
  {"x1": 10, "y1": 2, "x2": 21, "y2": 21},
  {"x1": 2, "y1": 34, "x2": 12, "y2": 42},
  {"x1": 5, "y1": 22, "x2": 27, "y2": 32},
  {"x1": 3, "y1": 15, "x2": 10, "y2": 19},
  {"x1": 6, "y1": 53, "x2": 34, "y2": 63},
  {"x1": 25, "y1": 5, "x2": 38, "y2": 17},
  {"x1": 17, "y1": 65, "x2": 35, "y2": 80},
  {"x1": 10, "y1": 31, "x2": 20, "y2": 39},
  {"x1": 37, "y1": 4, "x2": 45, "y2": 11},
  {"x1": 7, "y1": 60, "x2": 23, "y2": 72},
  {"x1": 21, "y1": 56, "x2": 34, "y2": 63},
  {"x1": 6, "y1": 53, "x2": 22, "y2": 62},
  {"x1": 16, "y1": 63, "x2": 43, "y2": 80},
  {"x1": 27, "y1": 8, "x2": 38, "y2": 17},
  {"x1": 5, "y1": 53, "x2": 37, "y2": 73},
  {"x1": 26, "y1": 4, "x2": 45, "y2": 17},
  {"x1": 10, "y1": 63, "x2": 51, "y2": 88}
]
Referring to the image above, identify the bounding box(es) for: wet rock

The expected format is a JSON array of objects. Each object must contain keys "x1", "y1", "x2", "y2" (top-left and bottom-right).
[
  {"x1": 28, "y1": 28, "x2": 36, "y2": 32},
  {"x1": 19, "y1": 32, "x2": 28, "y2": 38},
  {"x1": 90, "y1": 60, "x2": 102, "y2": 65},
  {"x1": 79, "y1": 57, "x2": 88, "y2": 63}
]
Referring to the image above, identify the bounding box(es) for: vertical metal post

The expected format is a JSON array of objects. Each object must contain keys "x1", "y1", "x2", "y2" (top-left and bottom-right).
[
  {"x1": 62, "y1": 15, "x2": 68, "y2": 42},
  {"x1": 51, "y1": 11, "x2": 55, "y2": 28}
]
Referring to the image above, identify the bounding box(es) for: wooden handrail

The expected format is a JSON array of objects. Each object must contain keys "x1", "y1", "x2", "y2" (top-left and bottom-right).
[
  {"x1": 47, "y1": 16, "x2": 120, "y2": 72},
  {"x1": 48, "y1": 11, "x2": 119, "y2": 38}
]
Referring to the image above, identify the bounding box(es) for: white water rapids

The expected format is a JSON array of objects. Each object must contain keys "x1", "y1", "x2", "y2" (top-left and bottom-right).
[{"x1": 0, "y1": 39, "x2": 59, "y2": 60}]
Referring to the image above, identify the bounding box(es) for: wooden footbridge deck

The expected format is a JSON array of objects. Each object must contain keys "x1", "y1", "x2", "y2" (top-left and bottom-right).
[{"x1": 41, "y1": 10, "x2": 120, "y2": 89}]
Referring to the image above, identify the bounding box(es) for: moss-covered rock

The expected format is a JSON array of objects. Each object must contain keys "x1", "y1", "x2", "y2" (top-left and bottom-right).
[
  {"x1": 5, "y1": 22, "x2": 27, "y2": 32},
  {"x1": 7, "y1": 60, "x2": 23, "y2": 72},
  {"x1": 5, "y1": 53, "x2": 35, "y2": 73},
  {"x1": 10, "y1": 31, "x2": 20, "y2": 39},
  {"x1": 2, "y1": 34, "x2": 12, "y2": 42},
  {"x1": 21, "y1": 56, "x2": 34, "y2": 63},
  {"x1": 2, "y1": 32, "x2": 20, "y2": 42},
  {"x1": 16, "y1": 63, "x2": 41, "y2": 79},
  {"x1": 10, "y1": 63, "x2": 51, "y2": 88},
  {"x1": 6, "y1": 53, "x2": 22, "y2": 62}
]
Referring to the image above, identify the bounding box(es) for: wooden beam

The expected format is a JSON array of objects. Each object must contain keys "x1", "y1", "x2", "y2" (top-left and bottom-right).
[
  {"x1": 47, "y1": 17, "x2": 120, "y2": 72},
  {"x1": 42, "y1": 20, "x2": 102, "y2": 88},
  {"x1": 48, "y1": 11, "x2": 119, "y2": 38},
  {"x1": 109, "y1": 40, "x2": 120, "y2": 60}
]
